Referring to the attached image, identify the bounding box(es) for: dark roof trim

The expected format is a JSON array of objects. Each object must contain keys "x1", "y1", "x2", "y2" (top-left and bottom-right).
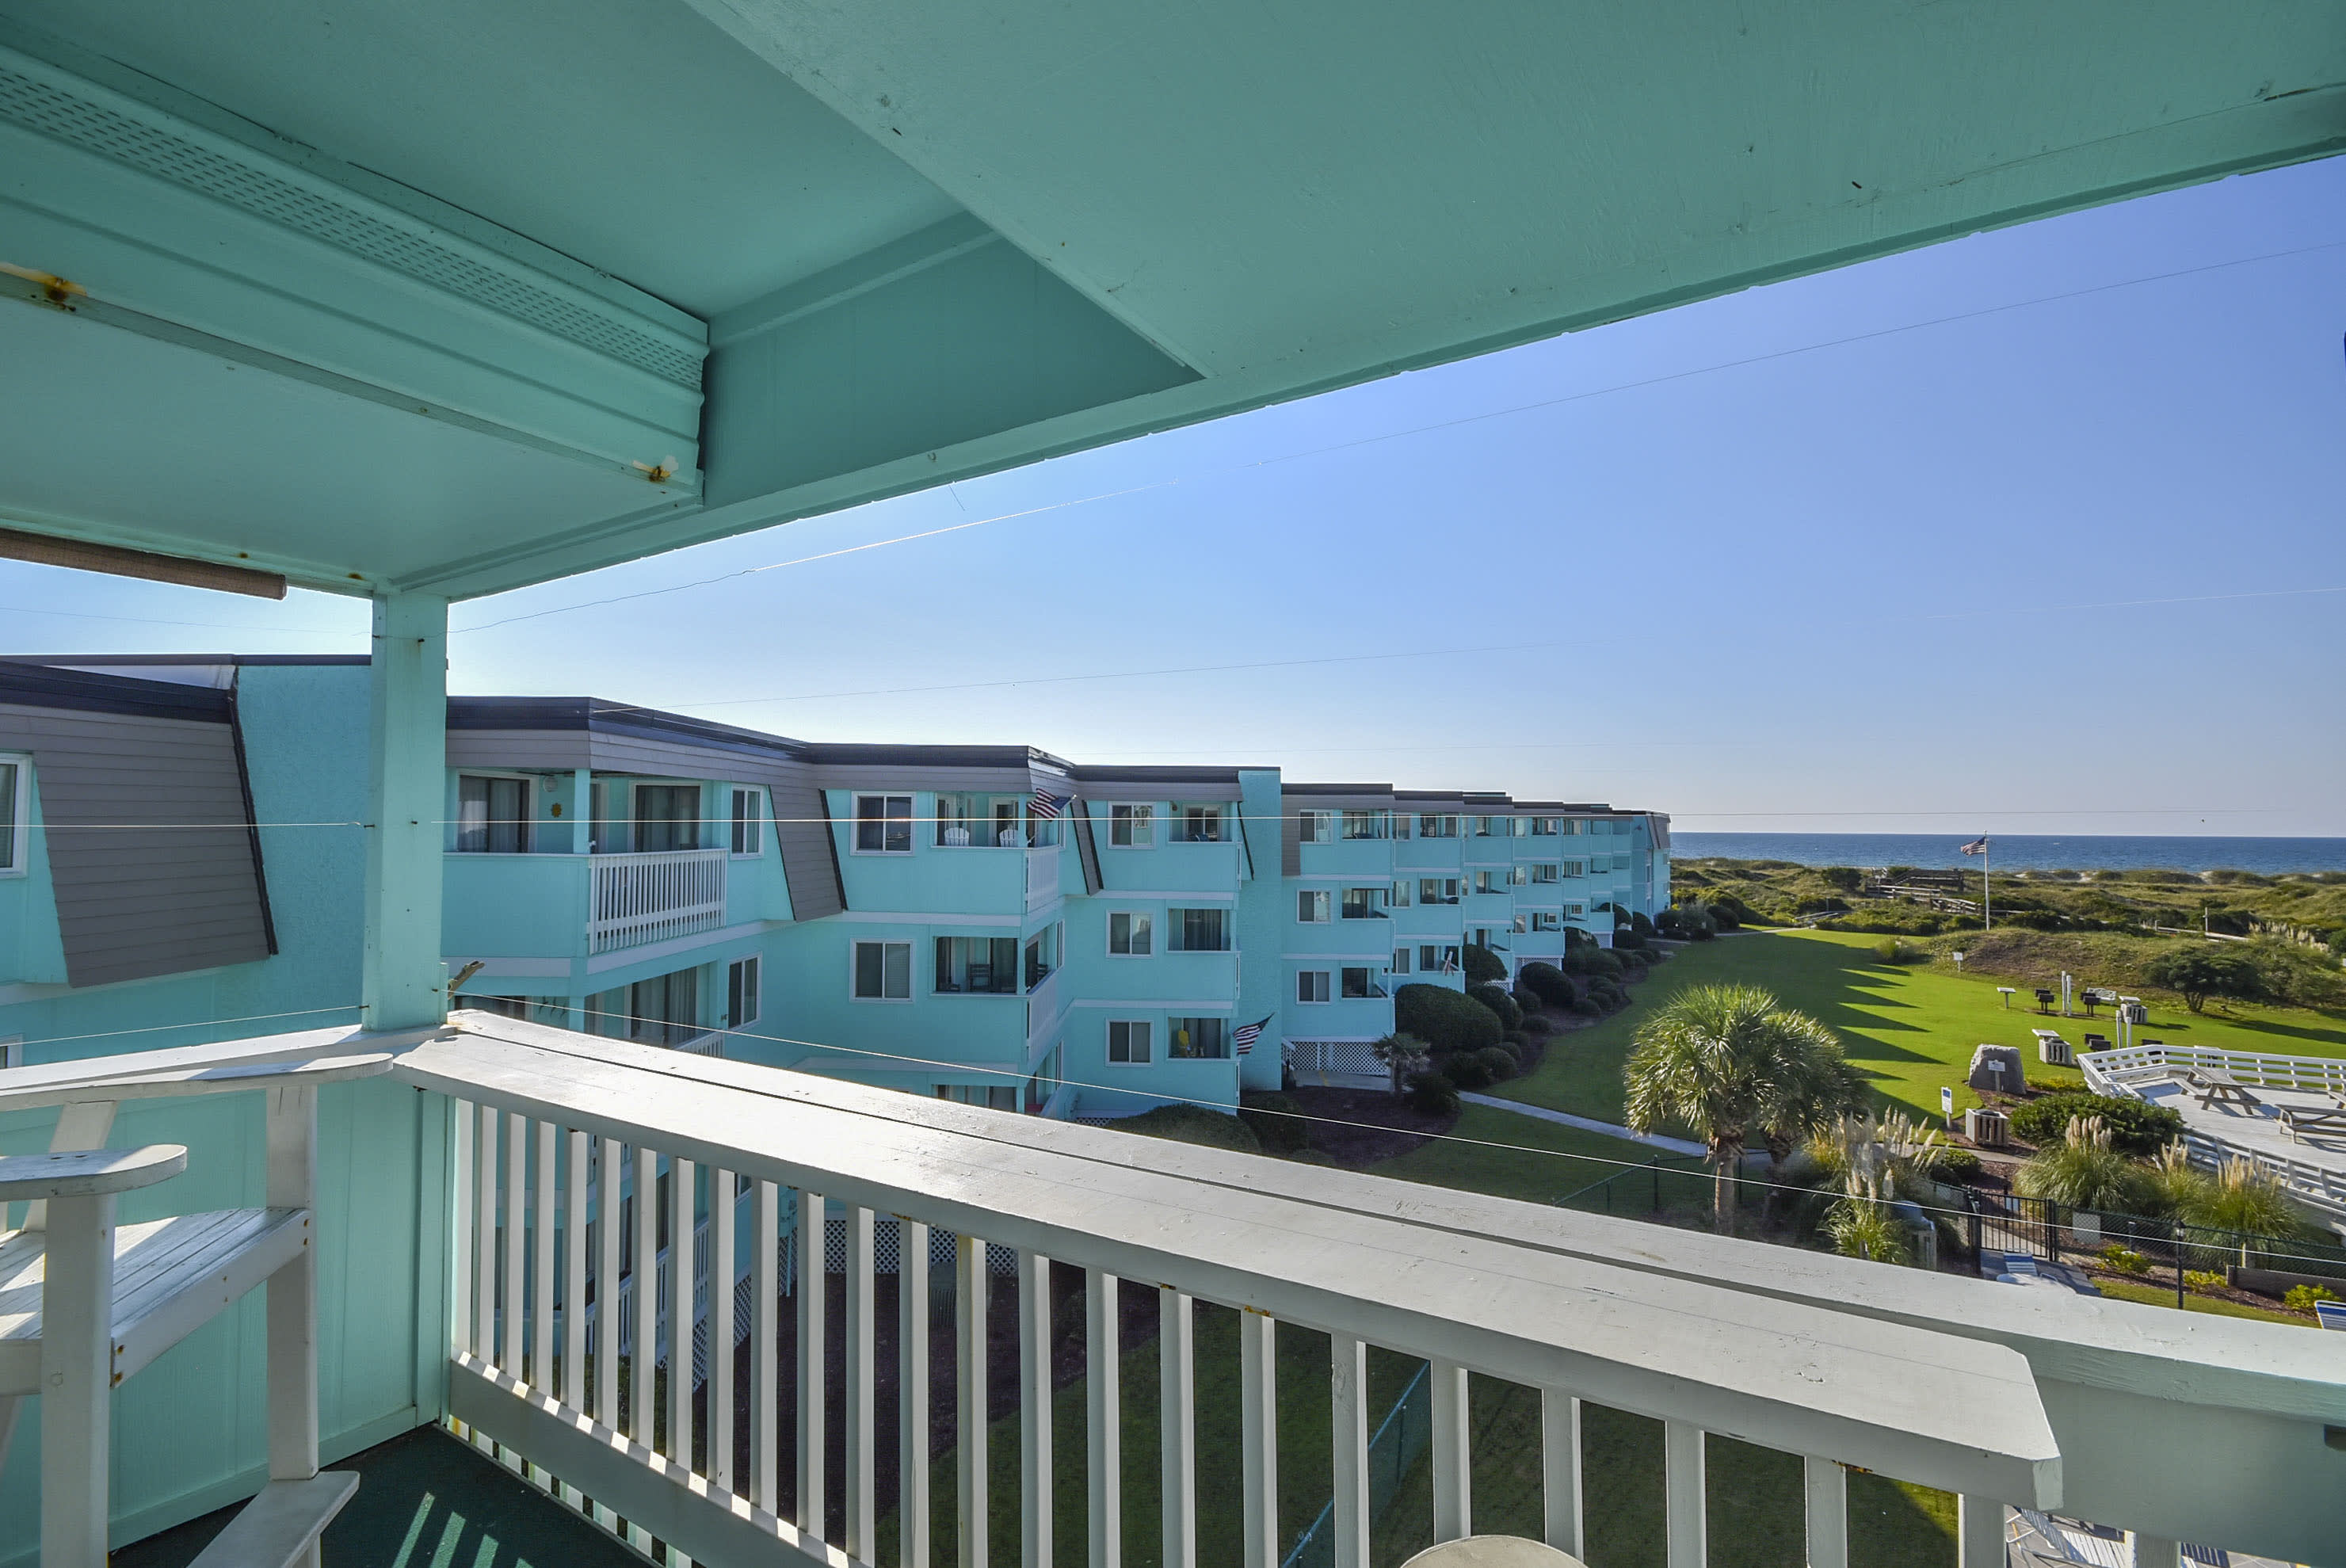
[
  {"x1": 448, "y1": 696, "x2": 820, "y2": 764},
  {"x1": 1069, "y1": 765, "x2": 1245, "y2": 784},
  {"x1": 0, "y1": 660, "x2": 235, "y2": 721},
  {"x1": 1283, "y1": 781, "x2": 1394, "y2": 795},
  {"x1": 1, "y1": 654, "x2": 373, "y2": 667}
]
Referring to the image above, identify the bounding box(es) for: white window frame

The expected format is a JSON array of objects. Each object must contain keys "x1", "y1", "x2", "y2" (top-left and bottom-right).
[
  {"x1": 1297, "y1": 811, "x2": 1334, "y2": 845},
  {"x1": 0, "y1": 1036, "x2": 20, "y2": 1069},
  {"x1": 0, "y1": 754, "x2": 27, "y2": 878},
  {"x1": 1341, "y1": 886, "x2": 1384, "y2": 919},
  {"x1": 727, "y1": 955, "x2": 762, "y2": 1027},
  {"x1": 729, "y1": 786, "x2": 767, "y2": 858},
  {"x1": 1108, "y1": 910, "x2": 1154, "y2": 957},
  {"x1": 1108, "y1": 1019, "x2": 1153, "y2": 1066},
  {"x1": 1531, "y1": 864, "x2": 1560, "y2": 883},
  {"x1": 852, "y1": 794, "x2": 916, "y2": 855},
  {"x1": 1297, "y1": 889, "x2": 1332, "y2": 923},
  {"x1": 1388, "y1": 879, "x2": 1413, "y2": 908},
  {"x1": 1296, "y1": 970, "x2": 1332, "y2": 1004},
  {"x1": 1340, "y1": 810, "x2": 1387, "y2": 841},
  {"x1": 1167, "y1": 906, "x2": 1230, "y2": 952},
  {"x1": 1531, "y1": 817, "x2": 1559, "y2": 836},
  {"x1": 1417, "y1": 814, "x2": 1458, "y2": 838},
  {"x1": 1341, "y1": 966, "x2": 1379, "y2": 1000},
  {"x1": 851, "y1": 940, "x2": 913, "y2": 1001},
  {"x1": 1108, "y1": 803, "x2": 1155, "y2": 848},
  {"x1": 1173, "y1": 803, "x2": 1226, "y2": 843},
  {"x1": 1391, "y1": 947, "x2": 1412, "y2": 975},
  {"x1": 455, "y1": 771, "x2": 536, "y2": 855},
  {"x1": 1507, "y1": 864, "x2": 1529, "y2": 887}
]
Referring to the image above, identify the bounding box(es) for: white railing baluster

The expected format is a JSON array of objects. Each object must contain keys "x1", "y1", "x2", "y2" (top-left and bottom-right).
[
  {"x1": 504, "y1": 1112, "x2": 527, "y2": 1374},
  {"x1": 1541, "y1": 1391, "x2": 1583, "y2": 1559},
  {"x1": 1159, "y1": 1288, "x2": 1195, "y2": 1568},
  {"x1": 847, "y1": 1206, "x2": 879, "y2": 1559},
  {"x1": 564, "y1": 1129, "x2": 589, "y2": 1413},
  {"x1": 596, "y1": 1136, "x2": 621, "y2": 1431},
  {"x1": 710, "y1": 1169, "x2": 738, "y2": 1494},
  {"x1": 1430, "y1": 1359, "x2": 1469, "y2": 1543},
  {"x1": 1803, "y1": 1455, "x2": 1848, "y2": 1568},
  {"x1": 799, "y1": 1188, "x2": 827, "y2": 1540},
  {"x1": 753, "y1": 1181, "x2": 779, "y2": 1511},
  {"x1": 451, "y1": 1100, "x2": 473, "y2": 1360},
  {"x1": 586, "y1": 849, "x2": 728, "y2": 953},
  {"x1": 1665, "y1": 1420, "x2": 1706, "y2": 1568},
  {"x1": 1087, "y1": 1271, "x2": 1121, "y2": 1568},
  {"x1": 632, "y1": 1146, "x2": 657, "y2": 1449},
  {"x1": 1957, "y1": 1497, "x2": 2004, "y2": 1568},
  {"x1": 1330, "y1": 1334, "x2": 1369, "y2": 1568},
  {"x1": 1240, "y1": 1308, "x2": 1279, "y2": 1568},
  {"x1": 958, "y1": 1233, "x2": 989, "y2": 1568},
  {"x1": 669, "y1": 1157, "x2": 696, "y2": 1467},
  {"x1": 474, "y1": 1104, "x2": 497, "y2": 1357},
  {"x1": 902, "y1": 1219, "x2": 932, "y2": 1568},
  {"x1": 532, "y1": 1119, "x2": 556, "y2": 1390},
  {"x1": 1020, "y1": 1249, "x2": 1051, "y2": 1568}
]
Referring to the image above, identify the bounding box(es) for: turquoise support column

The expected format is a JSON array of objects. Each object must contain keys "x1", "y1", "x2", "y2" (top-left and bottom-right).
[{"x1": 362, "y1": 593, "x2": 449, "y2": 1032}]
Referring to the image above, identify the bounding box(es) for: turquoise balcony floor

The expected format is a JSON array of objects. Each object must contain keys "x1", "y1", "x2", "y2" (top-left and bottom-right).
[{"x1": 116, "y1": 1425, "x2": 638, "y2": 1568}]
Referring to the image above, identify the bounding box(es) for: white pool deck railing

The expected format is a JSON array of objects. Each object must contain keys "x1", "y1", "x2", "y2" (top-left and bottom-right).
[
  {"x1": 10, "y1": 1017, "x2": 2346, "y2": 1568},
  {"x1": 2082, "y1": 1043, "x2": 2346, "y2": 1226}
]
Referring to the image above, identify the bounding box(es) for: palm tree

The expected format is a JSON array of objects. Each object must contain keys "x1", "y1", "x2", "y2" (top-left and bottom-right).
[{"x1": 1623, "y1": 983, "x2": 1852, "y2": 1232}]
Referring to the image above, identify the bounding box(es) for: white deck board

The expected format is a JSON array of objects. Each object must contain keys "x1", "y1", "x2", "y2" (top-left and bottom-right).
[{"x1": 0, "y1": 1206, "x2": 308, "y2": 1394}]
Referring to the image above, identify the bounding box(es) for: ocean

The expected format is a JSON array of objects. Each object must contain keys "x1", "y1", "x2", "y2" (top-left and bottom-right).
[{"x1": 1669, "y1": 834, "x2": 2346, "y2": 876}]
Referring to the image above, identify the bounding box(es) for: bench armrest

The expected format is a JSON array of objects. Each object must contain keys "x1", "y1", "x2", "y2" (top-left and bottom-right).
[{"x1": 0, "y1": 1144, "x2": 186, "y2": 1202}]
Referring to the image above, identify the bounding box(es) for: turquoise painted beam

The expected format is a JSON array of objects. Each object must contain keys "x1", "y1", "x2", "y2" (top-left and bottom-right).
[{"x1": 362, "y1": 595, "x2": 448, "y2": 1032}]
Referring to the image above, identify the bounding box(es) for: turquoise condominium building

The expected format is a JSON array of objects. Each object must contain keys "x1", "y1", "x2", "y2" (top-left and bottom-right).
[{"x1": 0, "y1": 654, "x2": 1670, "y2": 1115}]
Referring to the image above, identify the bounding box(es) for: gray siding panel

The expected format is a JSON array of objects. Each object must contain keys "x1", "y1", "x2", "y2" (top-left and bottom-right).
[
  {"x1": 769, "y1": 776, "x2": 845, "y2": 920},
  {"x1": 1071, "y1": 799, "x2": 1103, "y2": 896},
  {"x1": 0, "y1": 701, "x2": 271, "y2": 989},
  {"x1": 1280, "y1": 812, "x2": 1303, "y2": 877}
]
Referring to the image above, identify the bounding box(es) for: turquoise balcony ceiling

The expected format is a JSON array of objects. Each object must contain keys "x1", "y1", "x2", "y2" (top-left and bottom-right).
[{"x1": 0, "y1": 0, "x2": 2336, "y2": 597}]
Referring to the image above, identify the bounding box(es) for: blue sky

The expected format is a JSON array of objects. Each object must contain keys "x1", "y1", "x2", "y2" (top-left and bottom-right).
[{"x1": 5, "y1": 158, "x2": 2343, "y2": 836}]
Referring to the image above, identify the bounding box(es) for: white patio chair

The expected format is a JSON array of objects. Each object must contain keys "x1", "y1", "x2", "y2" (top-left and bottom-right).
[{"x1": 0, "y1": 1047, "x2": 391, "y2": 1566}]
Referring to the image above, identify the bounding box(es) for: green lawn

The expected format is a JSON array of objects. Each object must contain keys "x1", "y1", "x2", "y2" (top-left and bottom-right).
[
  {"x1": 1495, "y1": 929, "x2": 2346, "y2": 1128},
  {"x1": 2089, "y1": 1276, "x2": 2311, "y2": 1326}
]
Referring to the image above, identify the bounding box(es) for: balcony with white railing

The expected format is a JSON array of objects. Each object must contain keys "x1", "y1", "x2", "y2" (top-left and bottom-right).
[
  {"x1": 588, "y1": 849, "x2": 728, "y2": 955},
  {"x1": 8, "y1": 1017, "x2": 2344, "y2": 1568}
]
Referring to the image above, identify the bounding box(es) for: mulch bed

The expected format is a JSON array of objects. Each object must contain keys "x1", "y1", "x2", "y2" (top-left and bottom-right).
[{"x1": 1287, "y1": 1085, "x2": 1460, "y2": 1166}]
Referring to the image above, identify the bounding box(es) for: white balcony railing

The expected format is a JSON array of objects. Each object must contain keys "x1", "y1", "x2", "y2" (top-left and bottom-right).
[
  {"x1": 588, "y1": 848, "x2": 727, "y2": 954},
  {"x1": 391, "y1": 1015, "x2": 2346, "y2": 1568},
  {"x1": 25, "y1": 1021, "x2": 2340, "y2": 1568}
]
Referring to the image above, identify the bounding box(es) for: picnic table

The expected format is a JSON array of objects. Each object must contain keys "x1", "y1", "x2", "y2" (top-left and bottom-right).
[
  {"x1": 2181, "y1": 1070, "x2": 2262, "y2": 1112},
  {"x1": 2278, "y1": 1104, "x2": 2346, "y2": 1144}
]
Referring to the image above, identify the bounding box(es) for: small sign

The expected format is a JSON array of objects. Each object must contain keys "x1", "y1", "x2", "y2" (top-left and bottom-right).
[{"x1": 1940, "y1": 1086, "x2": 1955, "y2": 1125}]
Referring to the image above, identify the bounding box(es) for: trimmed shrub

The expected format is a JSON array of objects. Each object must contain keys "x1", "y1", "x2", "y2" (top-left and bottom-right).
[
  {"x1": 2007, "y1": 1093, "x2": 2182, "y2": 1157},
  {"x1": 1463, "y1": 943, "x2": 1507, "y2": 985},
  {"x1": 1630, "y1": 911, "x2": 1654, "y2": 938},
  {"x1": 1117, "y1": 1104, "x2": 1261, "y2": 1154},
  {"x1": 1395, "y1": 982, "x2": 1505, "y2": 1055},
  {"x1": 1612, "y1": 928, "x2": 1646, "y2": 951},
  {"x1": 2184, "y1": 1270, "x2": 2226, "y2": 1294},
  {"x1": 1519, "y1": 1013, "x2": 1554, "y2": 1038},
  {"x1": 1928, "y1": 1146, "x2": 1982, "y2": 1181},
  {"x1": 1469, "y1": 982, "x2": 1522, "y2": 1032},
  {"x1": 1442, "y1": 1051, "x2": 1495, "y2": 1091},
  {"x1": 2284, "y1": 1283, "x2": 2338, "y2": 1311},
  {"x1": 1238, "y1": 1091, "x2": 1309, "y2": 1155},
  {"x1": 1407, "y1": 1070, "x2": 1461, "y2": 1116},
  {"x1": 1518, "y1": 962, "x2": 1577, "y2": 1009},
  {"x1": 2099, "y1": 1245, "x2": 2150, "y2": 1276},
  {"x1": 1474, "y1": 1045, "x2": 1519, "y2": 1083},
  {"x1": 1571, "y1": 997, "x2": 1604, "y2": 1017},
  {"x1": 1559, "y1": 946, "x2": 1623, "y2": 979}
]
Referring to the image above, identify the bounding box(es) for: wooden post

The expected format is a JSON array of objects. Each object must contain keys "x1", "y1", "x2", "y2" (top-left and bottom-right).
[
  {"x1": 1159, "y1": 1289, "x2": 1196, "y2": 1568},
  {"x1": 1665, "y1": 1421, "x2": 1706, "y2": 1568},
  {"x1": 1541, "y1": 1391, "x2": 1584, "y2": 1559},
  {"x1": 958, "y1": 1234, "x2": 988, "y2": 1568},
  {"x1": 1802, "y1": 1456, "x2": 1848, "y2": 1568},
  {"x1": 40, "y1": 1188, "x2": 115, "y2": 1568},
  {"x1": 1088, "y1": 1271, "x2": 1122, "y2": 1568},
  {"x1": 1430, "y1": 1359, "x2": 1471, "y2": 1542},
  {"x1": 1331, "y1": 1336, "x2": 1371, "y2": 1568},
  {"x1": 1239, "y1": 1310, "x2": 1279, "y2": 1568}
]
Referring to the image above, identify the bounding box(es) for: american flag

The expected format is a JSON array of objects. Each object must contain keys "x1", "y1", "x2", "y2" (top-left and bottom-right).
[
  {"x1": 1231, "y1": 1017, "x2": 1269, "y2": 1056},
  {"x1": 1029, "y1": 789, "x2": 1063, "y2": 820},
  {"x1": 1959, "y1": 836, "x2": 1989, "y2": 856}
]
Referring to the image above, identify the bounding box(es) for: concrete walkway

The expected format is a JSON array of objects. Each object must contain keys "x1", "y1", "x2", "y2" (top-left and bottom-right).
[{"x1": 1461, "y1": 1093, "x2": 1708, "y2": 1157}]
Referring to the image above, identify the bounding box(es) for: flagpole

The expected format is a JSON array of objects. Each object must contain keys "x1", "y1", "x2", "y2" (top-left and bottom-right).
[{"x1": 1983, "y1": 839, "x2": 1992, "y2": 932}]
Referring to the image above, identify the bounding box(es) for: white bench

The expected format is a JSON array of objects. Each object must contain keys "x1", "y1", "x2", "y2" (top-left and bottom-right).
[{"x1": 0, "y1": 1046, "x2": 392, "y2": 1566}]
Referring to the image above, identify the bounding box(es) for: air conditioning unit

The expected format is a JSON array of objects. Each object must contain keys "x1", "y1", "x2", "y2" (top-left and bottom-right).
[
  {"x1": 2039, "y1": 1036, "x2": 2075, "y2": 1068},
  {"x1": 1965, "y1": 1107, "x2": 2010, "y2": 1148}
]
